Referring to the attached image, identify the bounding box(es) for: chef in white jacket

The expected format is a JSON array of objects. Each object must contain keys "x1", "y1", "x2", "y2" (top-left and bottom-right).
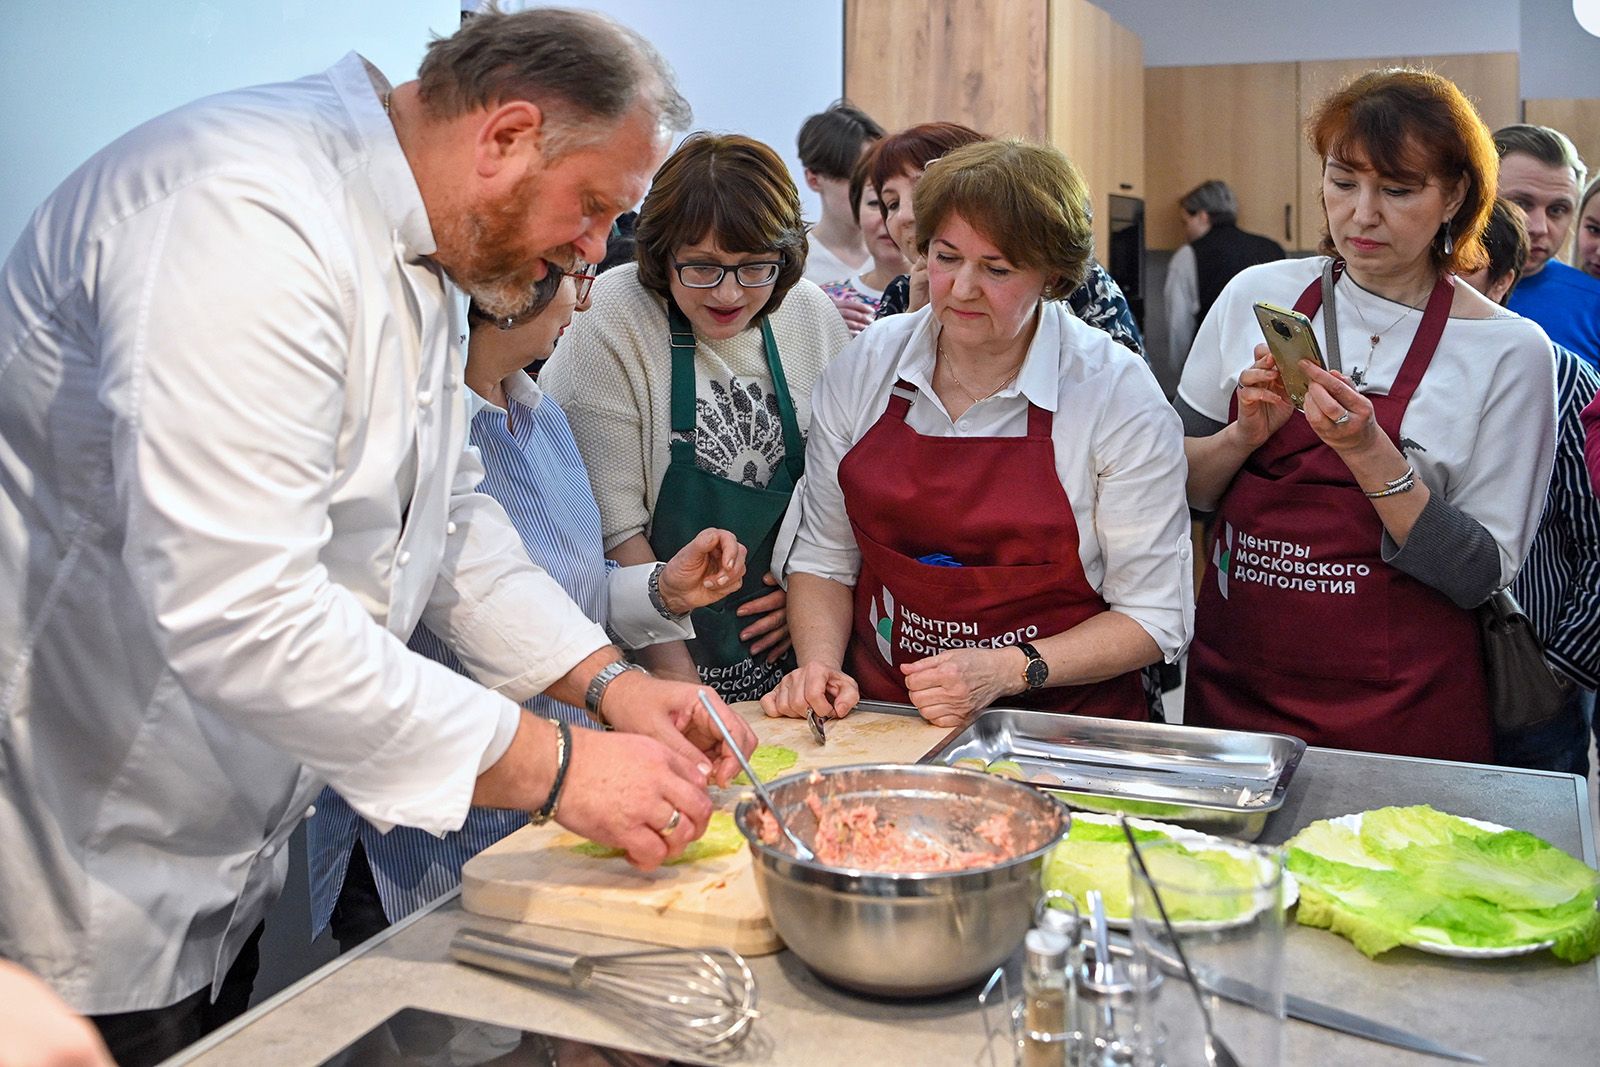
[{"x1": 0, "y1": 10, "x2": 755, "y2": 1064}]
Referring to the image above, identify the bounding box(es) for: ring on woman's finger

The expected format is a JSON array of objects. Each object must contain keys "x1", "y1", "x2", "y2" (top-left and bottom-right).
[
  {"x1": 656, "y1": 809, "x2": 681, "y2": 837},
  {"x1": 1333, "y1": 412, "x2": 1352, "y2": 426}
]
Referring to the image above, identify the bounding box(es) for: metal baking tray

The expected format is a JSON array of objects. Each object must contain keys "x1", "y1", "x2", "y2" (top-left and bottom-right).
[{"x1": 916, "y1": 707, "x2": 1305, "y2": 841}]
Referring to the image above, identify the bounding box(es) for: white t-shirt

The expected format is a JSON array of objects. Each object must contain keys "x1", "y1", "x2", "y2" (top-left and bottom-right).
[
  {"x1": 784, "y1": 302, "x2": 1194, "y2": 662},
  {"x1": 1176, "y1": 257, "x2": 1557, "y2": 585},
  {"x1": 804, "y1": 229, "x2": 869, "y2": 286}
]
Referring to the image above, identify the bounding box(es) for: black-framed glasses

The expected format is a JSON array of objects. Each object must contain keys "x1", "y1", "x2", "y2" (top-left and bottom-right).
[
  {"x1": 672, "y1": 260, "x2": 782, "y2": 289},
  {"x1": 468, "y1": 260, "x2": 595, "y2": 332}
]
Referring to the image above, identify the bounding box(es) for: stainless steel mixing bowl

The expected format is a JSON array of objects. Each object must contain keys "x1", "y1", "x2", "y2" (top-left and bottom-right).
[{"x1": 734, "y1": 763, "x2": 1069, "y2": 998}]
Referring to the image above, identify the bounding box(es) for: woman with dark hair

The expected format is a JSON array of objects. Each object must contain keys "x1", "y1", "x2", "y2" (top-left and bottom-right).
[
  {"x1": 819, "y1": 145, "x2": 912, "y2": 325},
  {"x1": 544, "y1": 133, "x2": 850, "y2": 703},
  {"x1": 869, "y1": 123, "x2": 1145, "y2": 359},
  {"x1": 1178, "y1": 69, "x2": 1558, "y2": 760},
  {"x1": 764, "y1": 141, "x2": 1189, "y2": 727}
]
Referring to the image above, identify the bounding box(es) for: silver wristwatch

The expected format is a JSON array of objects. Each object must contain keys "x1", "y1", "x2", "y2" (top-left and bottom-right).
[
  {"x1": 646, "y1": 562, "x2": 687, "y2": 621},
  {"x1": 584, "y1": 660, "x2": 646, "y2": 724}
]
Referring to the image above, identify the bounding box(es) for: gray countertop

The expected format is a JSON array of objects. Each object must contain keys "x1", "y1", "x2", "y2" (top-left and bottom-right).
[{"x1": 171, "y1": 749, "x2": 1599, "y2": 1067}]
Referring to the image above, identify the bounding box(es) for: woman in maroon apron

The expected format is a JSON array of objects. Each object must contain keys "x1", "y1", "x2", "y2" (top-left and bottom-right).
[
  {"x1": 1178, "y1": 70, "x2": 1558, "y2": 761},
  {"x1": 762, "y1": 141, "x2": 1191, "y2": 727}
]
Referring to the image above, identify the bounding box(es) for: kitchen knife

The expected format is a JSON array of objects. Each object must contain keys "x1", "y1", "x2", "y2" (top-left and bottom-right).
[
  {"x1": 1117, "y1": 936, "x2": 1483, "y2": 1062},
  {"x1": 850, "y1": 698, "x2": 929, "y2": 718}
]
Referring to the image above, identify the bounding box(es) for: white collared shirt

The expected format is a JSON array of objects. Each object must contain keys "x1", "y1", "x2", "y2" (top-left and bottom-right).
[
  {"x1": 0, "y1": 54, "x2": 606, "y2": 1013},
  {"x1": 784, "y1": 302, "x2": 1193, "y2": 661}
]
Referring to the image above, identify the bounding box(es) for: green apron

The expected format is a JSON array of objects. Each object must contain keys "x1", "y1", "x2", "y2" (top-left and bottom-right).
[{"x1": 647, "y1": 303, "x2": 804, "y2": 703}]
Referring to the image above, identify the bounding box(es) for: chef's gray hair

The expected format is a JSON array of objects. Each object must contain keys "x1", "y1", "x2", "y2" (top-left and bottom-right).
[{"x1": 418, "y1": 5, "x2": 691, "y2": 158}]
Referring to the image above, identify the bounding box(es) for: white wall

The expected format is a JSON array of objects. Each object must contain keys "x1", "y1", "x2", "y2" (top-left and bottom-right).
[
  {"x1": 1087, "y1": 0, "x2": 1518, "y2": 66},
  {"x1": 1089, "y1": 0, "x2": 1600, "y2": 100},
  {"x1": 1521, "y1": 0, "x2": 1600, "y2": 97},
  {"x1": 0, "y1": 1, "x2": 454, "y2": 254},
  {"x1": 490, "y1": 1, "x2": 847, "y2": 221}
]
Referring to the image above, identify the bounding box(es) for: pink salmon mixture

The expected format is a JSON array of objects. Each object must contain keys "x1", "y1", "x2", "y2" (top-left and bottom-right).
[{"x1": 756, "y1": 793, "x2": 1016, "y2": 872}]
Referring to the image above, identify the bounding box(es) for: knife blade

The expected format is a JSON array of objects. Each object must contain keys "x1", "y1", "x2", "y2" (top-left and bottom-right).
[
  {"x1": 850, "y1": 698, "x2": 928, "y2": 719},
  {"x1": 1117, "y1": 937, "x2": 1483, "y2": 1062}
]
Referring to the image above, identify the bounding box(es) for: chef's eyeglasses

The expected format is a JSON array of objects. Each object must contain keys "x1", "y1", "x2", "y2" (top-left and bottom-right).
[{"x1": 673, "y1": 260, "x2": 782, "y2": 289}]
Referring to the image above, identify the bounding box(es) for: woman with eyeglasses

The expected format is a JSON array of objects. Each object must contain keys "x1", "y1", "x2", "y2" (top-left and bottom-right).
[
  {"x1": 306, "y1": 266, "x2": 751, "y2": 949},
  {"x1": 544, "y1": 133, "x2": 851, "y2": 703}
]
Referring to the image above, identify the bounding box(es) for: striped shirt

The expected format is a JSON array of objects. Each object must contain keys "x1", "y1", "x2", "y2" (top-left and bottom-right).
[
  {"x1": 306, "y1": 373, "x2": 689, "y2": 933},
  {"x1": 1511, "y1": 344, "x2": 1600, "y2": 690}
]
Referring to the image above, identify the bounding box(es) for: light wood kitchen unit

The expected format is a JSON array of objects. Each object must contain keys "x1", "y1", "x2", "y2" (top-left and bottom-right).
[{"x1": 844, "y1": 0, "x2": 1144, "y2": 260}]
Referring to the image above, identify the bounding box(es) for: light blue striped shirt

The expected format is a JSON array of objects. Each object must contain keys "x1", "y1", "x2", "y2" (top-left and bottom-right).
[{"x1": 306, "y1": 373, "x2": 689, "y2": 934}]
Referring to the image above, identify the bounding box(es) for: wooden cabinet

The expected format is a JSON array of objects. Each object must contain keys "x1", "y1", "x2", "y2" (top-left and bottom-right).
[
  {"x1": 1145, "y1": 53, "x2": 1518, "y2": 252},
  {"x1": 1144, "y1": 63, "x2": 1299, "y2": 252},
  {"x1": 843, "y1": 0, "x2": 1048, "y2": 141},
  {"x1": 1049, "y1": 0, "x2": 1143, "y2": 258},
  {"x1": 844, "y1": 0, "x2": 1143, "y2": 265}
]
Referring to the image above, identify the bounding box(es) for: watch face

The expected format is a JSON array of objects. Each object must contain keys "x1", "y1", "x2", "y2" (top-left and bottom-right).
[{"x1": 1024, "y1": 657, "x2": 1049, "y2": 688}]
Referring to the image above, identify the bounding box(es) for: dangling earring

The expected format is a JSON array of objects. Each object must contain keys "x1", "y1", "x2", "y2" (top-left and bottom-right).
[{"x1": 1441, "y1": 218, "x2": 1454, "y2": 256}]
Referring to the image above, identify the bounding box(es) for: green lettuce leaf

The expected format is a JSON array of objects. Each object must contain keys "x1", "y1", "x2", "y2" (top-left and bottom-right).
[
  {"x1": 1286, "y1": 806, "x2": 1600, "y2": 962},
  {"x1": 569, "y1": 811, "x2": 746, "y2": 865},
  {"x1": 1043, "y1": 821, "x2": 1262, "y2": 923},
  {"x1": 731, "y1": 745, "x2": 798, "y2": 786}
]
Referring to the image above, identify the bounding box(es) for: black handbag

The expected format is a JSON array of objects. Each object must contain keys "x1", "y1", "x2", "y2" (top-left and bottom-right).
[{"x1": 1477, "y1": 589, "x2": 1574, "y2": 737}]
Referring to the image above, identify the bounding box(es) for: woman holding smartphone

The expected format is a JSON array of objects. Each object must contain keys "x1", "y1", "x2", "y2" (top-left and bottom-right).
[{"x1": 1176, "y1": 70, "x2": 1557, "y2": 761}]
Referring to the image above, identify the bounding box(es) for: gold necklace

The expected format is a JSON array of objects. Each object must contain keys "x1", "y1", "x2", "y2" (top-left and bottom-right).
[{"x1": 938, "y1": 338, "x2": 1020, "y2": 404}]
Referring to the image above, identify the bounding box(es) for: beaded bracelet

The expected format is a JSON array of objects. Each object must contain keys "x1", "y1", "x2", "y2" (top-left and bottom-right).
[
  {"x1": 1363, "y1": 465, "x2": 1416, "y2": 499},
  {"x1": 528, "y1": 719, "x2": 572, "y2": 826}
]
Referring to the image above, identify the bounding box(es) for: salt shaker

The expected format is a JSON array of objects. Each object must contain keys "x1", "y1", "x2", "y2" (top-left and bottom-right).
[{"x1": 1021, "y1": 927, "x2": 1071, "y2": 1067}]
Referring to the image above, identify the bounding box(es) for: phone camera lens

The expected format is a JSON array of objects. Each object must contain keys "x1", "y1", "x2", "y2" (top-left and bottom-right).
[{"x1": 1271, "y1": 319, "x2": 1293, "y2": 341}]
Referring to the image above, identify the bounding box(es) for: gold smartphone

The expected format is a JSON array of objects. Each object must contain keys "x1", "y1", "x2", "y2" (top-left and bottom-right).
[{"x1": 1252, "y1": 301, "x2": 1325, "y2": 410}]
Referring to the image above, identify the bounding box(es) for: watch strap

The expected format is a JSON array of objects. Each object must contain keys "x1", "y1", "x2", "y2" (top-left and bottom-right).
[
  {"x1": 584, "y1": 660, "x2": 646, "y2": 724},
  {"x1": 646, "y1": 562, "x2": 687, "y2": 621}
]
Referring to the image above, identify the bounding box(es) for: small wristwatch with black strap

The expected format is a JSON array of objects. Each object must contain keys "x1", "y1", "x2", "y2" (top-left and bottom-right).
[{"x1": 1017, "y1": 642, "x2": 1049, "y2": 690}]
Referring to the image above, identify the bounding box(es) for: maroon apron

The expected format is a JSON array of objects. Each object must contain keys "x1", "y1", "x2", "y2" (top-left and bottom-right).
[
  {"x1": 836, "y1": 380, "x2": 1146, "y2": 718},
  {"x1": 1186, "y1": 266, "x2": 1493, "y2": 761}
]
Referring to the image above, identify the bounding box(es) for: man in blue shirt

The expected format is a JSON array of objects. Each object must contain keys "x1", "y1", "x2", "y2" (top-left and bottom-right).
[{"x1": 1495, "y1": 124, "x2": 1600, "y2": 369}]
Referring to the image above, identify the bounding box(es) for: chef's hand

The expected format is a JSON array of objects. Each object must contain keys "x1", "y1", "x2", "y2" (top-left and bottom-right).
[
  {"x1": 1299, "y1": 360, "x2": 1379, "y2": 454},
  {"x1": 556, "y1": 728, "x2": 715, "y2": 870},
  {"x1": 1232, "y1": 346, "x2": 1295, "y2": 449},
  {"x1": 901, "y1": 648, "x2": 1020, "y2": 728},
  {"x1": 737, "y1": 574, "x2": 792, "y2": 661},
  {"x1": 829, "y1": 291, "x2": 875, "y2": 335},
  {"x1": 600, "y1": 672, "x2": 757, "y2": 787},
  {"x1": 907, "y1": 257, "x2": 930, "y2": 312},
  {"x1": 761, "y1": 661, "x2": 860, "y2": 720},
  {"x1": 0, "y1": 960, "x2": 114, "y2": 1067},
  {"x1": 658, "y1": 528, "x2": 746, "y2": 613}
]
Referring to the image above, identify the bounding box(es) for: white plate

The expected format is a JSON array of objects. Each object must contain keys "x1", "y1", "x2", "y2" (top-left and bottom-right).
[
  {"x1": 1060, "y1": 812, "x2": 1299, "y2": 932},
  {"x1": 1322, "y1": 812, "x2": 1555, "y2": 958}
]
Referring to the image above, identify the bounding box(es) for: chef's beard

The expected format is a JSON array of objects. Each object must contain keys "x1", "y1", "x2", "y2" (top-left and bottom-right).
[{"x1": 439, "y1": 169, "x2": 579, "y2": 321}]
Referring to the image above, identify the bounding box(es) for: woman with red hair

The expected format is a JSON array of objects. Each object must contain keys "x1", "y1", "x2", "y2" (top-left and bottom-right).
[{"x1": 1178, "y1": 69, "x2": 1557, "y2": 760}]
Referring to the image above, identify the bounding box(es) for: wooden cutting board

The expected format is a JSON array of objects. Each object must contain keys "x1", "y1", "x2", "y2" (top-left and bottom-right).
[{"x1": 460, "y1": 700, "x2": 948, "y2": 954}]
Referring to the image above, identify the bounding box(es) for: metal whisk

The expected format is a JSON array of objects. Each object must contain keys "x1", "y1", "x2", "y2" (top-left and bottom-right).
[{"x1": 449, "y1": 926, "x2": 759, "y2": 1056}]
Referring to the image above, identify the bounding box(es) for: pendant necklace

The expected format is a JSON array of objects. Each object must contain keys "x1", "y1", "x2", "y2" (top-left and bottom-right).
[
  {"x1": 1347, "y1": 286, "x2": 1419, "y2": 389},
  {"x1": 938, "y1": 338, "x2": 1019, "y2": 405}
]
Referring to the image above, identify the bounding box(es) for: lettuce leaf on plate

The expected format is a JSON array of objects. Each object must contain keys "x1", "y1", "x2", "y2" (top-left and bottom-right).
[{"x1": 1286, "y1": 805, "x2": 1600, "y2": 962}]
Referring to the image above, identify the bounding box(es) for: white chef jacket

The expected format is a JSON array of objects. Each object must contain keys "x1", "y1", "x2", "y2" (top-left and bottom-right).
[
  {"x1": 784, "y1": 302, "x2": 1194, "y2": 663},
  {"x1": 0, "y1": 54, "x2": 608, "y2": 1013}
]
